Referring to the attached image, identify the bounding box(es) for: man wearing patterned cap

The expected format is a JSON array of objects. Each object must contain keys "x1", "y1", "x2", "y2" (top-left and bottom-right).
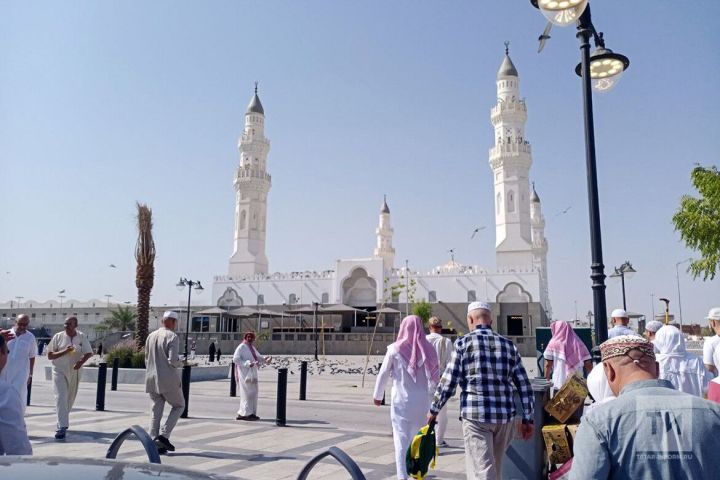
[
  {"x1": 570, "y1": 335, "x2": 720, "y2": 479},
  {"x1": 145, "y1": 311, "x2": 185, "y2": 454}
]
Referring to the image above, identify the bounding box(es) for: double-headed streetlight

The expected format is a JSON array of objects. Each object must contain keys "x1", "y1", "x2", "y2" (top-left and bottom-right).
[
  {"x1": 609, "y1": 261, "x2": 636, "y2": 311},
  {"x1": 530, "y1": 0, "x2": 630, "y2": 344},
  {"x1": 176, "y1": 277, "x2": 204, "y2": 360}
]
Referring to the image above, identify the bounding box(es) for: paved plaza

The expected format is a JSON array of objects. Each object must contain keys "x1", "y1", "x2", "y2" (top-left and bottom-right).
[{"x1": 25, "y1": 356, "x2": 471, "y2": 479}]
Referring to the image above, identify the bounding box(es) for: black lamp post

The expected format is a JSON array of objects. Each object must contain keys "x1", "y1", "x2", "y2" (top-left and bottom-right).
[
  {"x1": 312, "y1": 301, "x2": 319, "y2": 361},
  {"x1": 609, "y1": 261, "x2": 636, "y2": 311},
  {"x1": 176, "y1": 277, "x2": 204, "y2": 360},
  {"x1": 530, "y1": 0, "x2": 629, "y2": 345}
]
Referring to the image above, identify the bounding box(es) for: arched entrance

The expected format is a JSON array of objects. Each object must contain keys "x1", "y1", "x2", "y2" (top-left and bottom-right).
[{"x1": 342, "y1": 267, "x2": 377, "y2": 307}]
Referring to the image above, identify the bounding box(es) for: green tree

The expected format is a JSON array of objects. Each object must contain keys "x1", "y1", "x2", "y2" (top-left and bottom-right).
[
  {"x1": 103, "y1": 305, "x2": 138, "y2": 332},
  {"x1": 673, "y1": 165, "x2": 720, "y2": 280},
  {"x1": 412, "y1": 300, "x2": 433, "y2": 325}
]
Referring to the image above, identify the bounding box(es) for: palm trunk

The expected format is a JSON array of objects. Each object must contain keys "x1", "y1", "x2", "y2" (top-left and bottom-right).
[{"x1": 135, "y1": 203, "x2": 155, "y2": 350}]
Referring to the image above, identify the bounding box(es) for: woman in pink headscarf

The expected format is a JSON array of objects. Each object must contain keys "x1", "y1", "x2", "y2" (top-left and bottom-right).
[
  {"x1": 373, "y1": 315, "x2": 440, "y2": 480},
  {"x1": 543, "y1": 320, "x2": 593, "y2": 390}
]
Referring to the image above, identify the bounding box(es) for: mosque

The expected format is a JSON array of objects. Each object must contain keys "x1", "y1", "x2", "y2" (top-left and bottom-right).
[{"x1": 211, "y1": 48, "x2": 552, "y2": 355}]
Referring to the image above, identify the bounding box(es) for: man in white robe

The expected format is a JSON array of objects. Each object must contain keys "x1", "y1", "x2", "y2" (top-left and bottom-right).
[
  {"x1": 46, "y1": 316, "x2": 93, "y2": 440},
  {"x1": 425, "y1": 316, "x2": 453, "y2": 447},
  {"x1": 0, "y1": 314, "x2": 37, "y2": 412},
  {"x1": 655, "y1": 325, "x2": 712, "y2": 397},
  {"x1": 233, "y1": 332, "x2": 271, "y2": 420}
]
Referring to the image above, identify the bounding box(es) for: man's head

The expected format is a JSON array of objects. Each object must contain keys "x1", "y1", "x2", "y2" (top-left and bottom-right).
[
  {"x1": 707, "y1": 307, "x2": 720, "y2": 335},
  {"x1": 243, "y1": 332, "x2": 256, "y2": 344},
  {"x1": 64, "y1": 316, "x2": 78, "y2": 335},
  {"x1": 162, "y1": 311, "x2": 178, "y2": 330},
  {"x1": 467, "y1": 302, "x2": 492, "y2": 330},
  {"x1": 643, "y1": 320, "x2": 664, "y2": 341},
  {"x1": 600, "y1": 335, "x2": 658, "y2": 396},
  {"x1": 0, "y1": 334, "x2": 7, "y2": 373},
  {"x1": 15, "y1": 314, "x2": 30, "y2": 335},
  {"x1": 428, "y1": 316, "x2": 442, "y2": 333},
  {"x1": 610, "y1": 308, "x2": 629, "y2": 326}
]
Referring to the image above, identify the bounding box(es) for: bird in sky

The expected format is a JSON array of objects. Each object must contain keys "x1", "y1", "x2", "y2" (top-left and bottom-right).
[
  {"x1": 470, "y1": 226, "x2": 487, "y2": 239},
  {"x1": 109, "y1": 264, "x2": 117, "y2": 268},
  {"x1": 553, "y1": 206, "x2": 572, "y2": 217},
  {"x1": 538, "y1": 21, "x2": 553, "y2": 53},
  {"x1": 58, "y1": 289, "x2": 66, "y2": 294}
]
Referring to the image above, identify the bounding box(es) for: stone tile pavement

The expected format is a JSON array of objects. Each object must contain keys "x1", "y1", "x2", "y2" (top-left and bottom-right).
[{"x1": 24, "y1": 357, "x2": 468, "y2": 479}]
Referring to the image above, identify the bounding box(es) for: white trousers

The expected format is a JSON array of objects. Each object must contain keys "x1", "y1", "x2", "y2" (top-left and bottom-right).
[
  {"x1": 435, "y1": 404, "x2": 448, "y2": 444},
  {"x1": 391, "y1": 412, "x2": 426, "y2": 480},
  {"x1": 462, "y1": 419, "x2": 515, "y2": 480},
  {"x1": 149, "y1": 389, "x2": 185, "y2": 439},
  {"x1": 52, "y1": 369, "x2": 80, "y2": 429}
]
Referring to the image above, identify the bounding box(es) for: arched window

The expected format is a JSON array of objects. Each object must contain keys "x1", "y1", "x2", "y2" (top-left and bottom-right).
[
  {"x1": 239, "y1": 210, "x2": 246, "y2": 230},
  {"x1": 467, "y1": 290, "x2": 477, "y2": 302},
  {"x1": 428, "y1": 291, "x2": 437, "y2": 303},
  {"x1": 507, "y1": 190, "x2": 515, "y2": 213},
  {"x1": 496, "y1": 193, "x2": 502, "y2": 214},
  {"x1": 321, "y1": 292, "x2": 329, "y2": 304},
  {"x1": 257, "y1": 294, "x2": 264, "y2": 305},
  {"x1": 289, "y1": 293, "x2": 297, "y2": 305}
]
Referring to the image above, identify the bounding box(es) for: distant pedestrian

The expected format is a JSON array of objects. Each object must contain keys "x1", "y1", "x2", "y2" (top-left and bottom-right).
[
  {"x1": 429, "y1": 302, "x2": 534, "y2": 480},
  {"x1": 0, "y1": 334, "x2": 32, "y2": 455},
  {"x1": 702, "y1": 307, "x2": 720, "y2": 376},
  {"x1": 543, "y1": 320, "x2": 592, "y2": 390},
  {"x1": 654, "y1": 325, "x2": 711, "y2": 397},
  {"x1": 190, "y1": 340, "x2": 196, "y2": 360},
  {"x1": 145, "y1": 311, "x2": 185, "y2": 454},
  {"x1": 0, "y1": 314, "x2": 37, "y2": 412},
  {"x1": 46, "y1": 316, "x2": 93, "y2": 440},
  {"x1": 425, "y1": 316, "x2": 453, "y2": 447},
  {"x1": 375, "y1": 315, "x2": 440, "y2": 480},
  {"x1": 97, "y1": 342, "x2": 103, "y2": 356},
  {"x1": 570, "y1": 335, "x2": 720, "y2": 479},
  {"x1": 216, "y1": 348, "x2": 221, "y2": 362},
  {"x1": 209, "y1": 341, "x2": 216, "y2": 362},
  {"x1": 607, "y1": 309, "x2": 638, "y2": 339},
  {"x1": 233, "y1": 332, "x2": 271, "y2": 421}
]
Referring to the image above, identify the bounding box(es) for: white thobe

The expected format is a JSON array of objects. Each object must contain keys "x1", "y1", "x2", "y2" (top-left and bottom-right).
[
  {"x1": 48, "y1": 330, "x2": 93, "y2": 429},
  {"x1": 0, "y1": 329, "x2": 37, "y2": 412},
  {"x1": 426, "y1": 332, "x2": 453, "y2": 444},
  {"x1": 0, "y1": 378, "x2": 32, "y2": 455},
  {"x1": 658, "y1": 353, "x2": 712, "y2": 397},
  {"x1": 703, "y1": 335, "x2": 720, "y2": 369},
  {"x1": 233, "y1": 343, "x2": 264, "y2": 416},
  {"x1": 374, "y1": 345, "x2": 436, "y2": 480}
]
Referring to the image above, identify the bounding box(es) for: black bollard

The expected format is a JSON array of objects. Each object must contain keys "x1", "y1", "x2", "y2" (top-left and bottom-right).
[
  {"x1": 111, "y1": 357, "x2": 119, "y2": 391},
  {"x1": 230, "y1": 364, "x2": 237, "y2": 397},
  {"x1": 26, "y1": 377, "x2": 32, "y2": 406},
  {"x1": 299, "y1": 361, "x2": 307, "y2": 400},
  {"x1": 181, "y1": 364, "x2": 191, "y2": 418},
  {"x1": 96, "y1": 362, "x2": 107, "y2": 411},
  {"x1": 276, "y1": 367, "x2": 288, "y2": 427}
]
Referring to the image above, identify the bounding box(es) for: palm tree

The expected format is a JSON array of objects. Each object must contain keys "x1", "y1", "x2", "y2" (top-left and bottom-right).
[
  {"x1": 103, "y1": 305, "x2": 138, "y2": 331},
  {"x1": 135, "y1": 203, "x2": 155, "y2": 349}
]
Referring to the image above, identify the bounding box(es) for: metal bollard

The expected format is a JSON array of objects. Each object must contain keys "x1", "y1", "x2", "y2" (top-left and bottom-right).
[
  {"x1": 299, "y1": 361, "x2": 308, "y2": 400},
  {"x1": 276, "y1": 367, "x2": 288, "y2": 427},
  {"x1": 181, "y1": 364, "x2": 191, "y2": 418},
  {"x1": 111, "y1": 358, "x2": 119, "y2": 391},
  {"x1": 230, "y1": 364, "x2": 237, "y2": 397},
  {"x1": 96, "y1": 362, "x2": 108, "y2": 411},
  {"x1": 26, "y1": 377, "x2": 32, "y2": 406}
]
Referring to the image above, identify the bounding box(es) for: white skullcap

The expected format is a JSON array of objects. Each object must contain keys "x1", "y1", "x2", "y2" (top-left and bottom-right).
[
  {"x1": 706, "y1": 307, "x2": 720, "y2": 321},
  {"x1": 644, "y1": 320, "x2": 664, "y2": 333},
  {"x1": 163, "y1": 310, "x2": 178, "y2": 320},
  {"x1": 468, "y1": 301, "x2": 491, "y2": 314},
  {"x1": 611, "y1": 308, "x2": 628, "y2": 318}
]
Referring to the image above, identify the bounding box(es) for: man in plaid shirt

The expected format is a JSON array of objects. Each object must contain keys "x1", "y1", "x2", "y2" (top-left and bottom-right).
[{"x1": 428, "y1": 301, "x2": 534, "y2": 480}]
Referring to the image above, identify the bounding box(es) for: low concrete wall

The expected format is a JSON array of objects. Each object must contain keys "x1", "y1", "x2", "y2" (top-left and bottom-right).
[{"x1": 44, "y1": 365, "x2": 230, "y2": 384}]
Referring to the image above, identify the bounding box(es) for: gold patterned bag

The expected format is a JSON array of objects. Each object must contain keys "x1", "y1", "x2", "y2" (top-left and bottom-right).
[
  {"x1": 542, "y1": 424, "x2": 572, "y2": 464},
  {"x1": 544, "y1": 374, "x2": 588, "y2": 423}
]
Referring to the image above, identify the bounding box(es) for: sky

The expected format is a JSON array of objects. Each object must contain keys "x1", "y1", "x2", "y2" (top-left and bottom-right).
[{"x1": 1, "y1": 1, "x2": 718, "y2": 325}]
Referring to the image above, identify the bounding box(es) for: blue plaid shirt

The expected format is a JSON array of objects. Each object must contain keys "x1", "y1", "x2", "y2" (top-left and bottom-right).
[{"x1": 430, "y1": 325, "x2": 534, "y2": 424}]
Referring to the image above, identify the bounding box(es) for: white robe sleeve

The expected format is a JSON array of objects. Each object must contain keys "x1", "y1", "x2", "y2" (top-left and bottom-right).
[
  {"x1": 373, "y1": 350, "x2": 394, "y2": 401},
  {"x1": 0, "y1": 383, "x2": 32, "y2": 455}
]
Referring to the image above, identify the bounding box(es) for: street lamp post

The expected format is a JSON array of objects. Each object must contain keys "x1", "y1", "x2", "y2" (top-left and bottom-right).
[
  {"x1": 176, "y1": 278, "x2": 204, "y2": 360},
  {"x1": 530, "y1": 0, "x2": 630, "y2": 345},
  {"x1": 609, "y1": 261, "x2": 636, "y2": 311},
  {"x1": 312, "y1": 302, "x2": 319, "y2": 361},
  {"x1": 675, "y1": 258, "x2": 692, "y2": 330}
]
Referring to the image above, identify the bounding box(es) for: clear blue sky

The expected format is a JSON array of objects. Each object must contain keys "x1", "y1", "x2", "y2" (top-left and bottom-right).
[{"x1": 1, "y1": 1, "x2": 718, "y2": 324}]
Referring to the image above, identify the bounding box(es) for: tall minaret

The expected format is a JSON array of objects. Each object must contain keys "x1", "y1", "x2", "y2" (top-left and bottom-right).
[
  {"x1": 490, "y1": 43, "x2": 534, "y2": 270},
  {"x1": 373, "y1": 195, "x2": 395, "y2": 270},
  {"x1": 229, "y1": 84, "x2": 271, "y2": 278},
  {"x1": 531, "y1": 184, "x2": 551, "y2": 313}
]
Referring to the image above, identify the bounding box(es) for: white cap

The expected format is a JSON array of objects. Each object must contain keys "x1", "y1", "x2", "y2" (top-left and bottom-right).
[
  {"x1": 468, "y1": 301, "x2": 491, "y2": 314},
  {"x1": 707, "y1": 307, "x2": 720, "y2": 321},
  {"x1": 610, "y1": 308, "x2": 628, "y2": 318},
  {"x1": 645, "y1": 320, "x2": 664, "y2": 333},
  {"x1": 163, "y1": 310, "x2": 178, "y2": 320}
]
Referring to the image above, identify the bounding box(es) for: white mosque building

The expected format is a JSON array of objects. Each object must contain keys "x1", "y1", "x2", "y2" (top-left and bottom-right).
[{"x1": 211, "y1": 48, "x2": 552, "y2": 353}]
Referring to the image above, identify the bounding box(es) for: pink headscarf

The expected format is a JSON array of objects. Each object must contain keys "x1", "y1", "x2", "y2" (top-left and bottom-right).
[
  {"x1": 545, "y1": 321, "x2": 590, "y2": 375},
  {"x1": 393, "y1": 315, "x2": 440, "y2": 382}
]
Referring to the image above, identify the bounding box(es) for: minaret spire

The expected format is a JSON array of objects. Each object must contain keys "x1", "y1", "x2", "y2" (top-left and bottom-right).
[
  {"x1": 504, "y1": 40, "x2": 510, "y2": 55},
  {"x1": 374, "y1": 196, "x2": 395, "y2": 270}
]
